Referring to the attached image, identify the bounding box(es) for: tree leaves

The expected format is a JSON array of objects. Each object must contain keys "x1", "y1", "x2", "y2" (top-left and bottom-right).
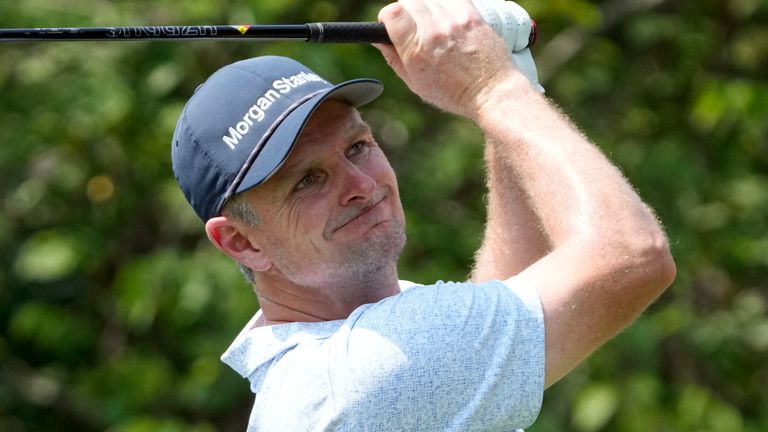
[{"x1": 1, "y1": 0, "x2": 767, "y2": 430}]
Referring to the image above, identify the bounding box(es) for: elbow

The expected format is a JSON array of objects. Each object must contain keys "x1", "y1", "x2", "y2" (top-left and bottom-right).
[
  {"x1": 634, "y1": 228, "x2": 677, "y2": 298},
  {"x1": 653, "y1": 239, "x2": 677, "y2": 292},
  {"x1": 656, "y1": 236, "x2": 677, "y2": 292},
  {"x1": 588, "y1": 224, "x2": 676, "y2": 299}
]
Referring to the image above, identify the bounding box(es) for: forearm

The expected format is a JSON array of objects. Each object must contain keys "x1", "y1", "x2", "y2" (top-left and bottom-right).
[
  {"x1": 472, "y1": 74, "x2": 664, "y2": 251},
  {"x1": 377, "y1": 0, "x2": 676, "y2": 387},
  {"x1": 471, "y1": 141, "x2": 551, "y2": 282},
  {"x1": 473, "y1": 74, "x2": 675, "y2": 386}
]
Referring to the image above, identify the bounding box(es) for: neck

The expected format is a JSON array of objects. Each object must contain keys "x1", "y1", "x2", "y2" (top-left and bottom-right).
[{"x1": 253, "y1": 266, "x2": 401, "y2": 324}]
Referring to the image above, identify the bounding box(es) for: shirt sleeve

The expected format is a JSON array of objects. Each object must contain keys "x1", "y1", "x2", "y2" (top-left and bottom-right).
[{"x1": 325, "y1": 277, "x2": 545, "y2": 431}]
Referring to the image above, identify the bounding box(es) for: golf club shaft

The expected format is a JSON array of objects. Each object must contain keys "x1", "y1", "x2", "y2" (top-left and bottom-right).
[
  {"x1": 0, "y1": 22, "x2": 537, "y2": 47},
  {"x1": 0, "y1": 23, "x2": 389, "y2": 43}
]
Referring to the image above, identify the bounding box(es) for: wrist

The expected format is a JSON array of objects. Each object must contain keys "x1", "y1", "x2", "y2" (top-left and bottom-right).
[{"x1": 470, "y1": 71, "x2": 543, "y2": 127}]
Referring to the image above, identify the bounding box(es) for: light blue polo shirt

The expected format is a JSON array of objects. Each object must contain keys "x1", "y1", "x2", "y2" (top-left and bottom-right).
[{"x1": 221, "y1": 278, "x2": 545, "y2": 431}]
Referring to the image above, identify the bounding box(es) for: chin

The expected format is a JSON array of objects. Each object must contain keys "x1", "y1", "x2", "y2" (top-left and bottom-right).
[{"x1": 345, "y1": 220, "x2": 406, "y2": 273}]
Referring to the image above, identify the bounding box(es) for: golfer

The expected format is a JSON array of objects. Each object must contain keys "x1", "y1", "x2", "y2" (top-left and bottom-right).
[{"x1": 171, "y1": 0, "x2": 676, "y2": 430}]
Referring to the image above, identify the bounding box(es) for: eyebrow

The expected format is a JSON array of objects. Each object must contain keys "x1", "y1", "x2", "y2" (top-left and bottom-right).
[{"x1": 268, "y1": 111, "x2": 374, "y2": 196}]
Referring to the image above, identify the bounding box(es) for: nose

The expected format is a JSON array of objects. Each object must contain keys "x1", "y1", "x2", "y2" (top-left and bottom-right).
[{"x1": 336, "y1": 158, "x2": 376, "y2": 206}]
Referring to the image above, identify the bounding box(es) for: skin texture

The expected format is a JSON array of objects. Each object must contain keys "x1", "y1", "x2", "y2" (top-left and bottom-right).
[
  {"x1": 208, "y1": 0, "x2": 677, "y2": 389},
  {"x1": 375, "y1": 0, "x2": 676, "y2": 388},
  {"x1": 206, "y1": 100, "x2": 406, "y2": 323}
]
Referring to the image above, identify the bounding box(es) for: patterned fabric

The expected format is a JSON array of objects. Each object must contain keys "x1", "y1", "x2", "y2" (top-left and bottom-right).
[{"x1": 221, "y1": 278, "x2": 545, "y2": 431}]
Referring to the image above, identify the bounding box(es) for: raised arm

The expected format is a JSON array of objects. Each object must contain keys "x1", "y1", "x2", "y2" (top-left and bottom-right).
[
  {"x1": 377, "y1": 0, "x2": 676, "y2": 388},
  {"x1": 472, "y1": 140, "x2": 552, "y2": 278}
]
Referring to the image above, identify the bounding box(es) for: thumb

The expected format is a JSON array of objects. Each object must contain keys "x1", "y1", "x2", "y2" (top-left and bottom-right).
[{"x1": 375, "y1": 2, "x2": 413, "y2": 83}]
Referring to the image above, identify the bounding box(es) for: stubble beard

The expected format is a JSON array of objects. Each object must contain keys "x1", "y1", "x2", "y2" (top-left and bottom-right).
[
  {"x1": 343, "y1": 218, "x2": 406, "y2": 289},
  {"x1": 272, "y1": 218, "x2": 407, "y2": 304}
]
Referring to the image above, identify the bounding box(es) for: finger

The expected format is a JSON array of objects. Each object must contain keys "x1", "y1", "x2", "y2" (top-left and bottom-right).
[
  {"x1": 375, "y1": 5, "x2": 410, "y2": 81},
  {"x1": 400, "y1": 0, "x2": 459, "y2": 39},
  {"x1": 417, "y1": 0, "x2": 447, "y2": 20},
  {"x1": 418, "y1": 0, "x2": 481, "y2": 24},
  {"x1": 442, "y1": 0, "x2": 480, "y2": 17},
  {"x1": 397, "y1": 0, "x2": 434, "y2": 23},
  {"x1": 378, "y1": 1, "x2": 416, "y2": 48},
  {"x1": 433, "y1": 0, "x2": 490, "y2": 38}
]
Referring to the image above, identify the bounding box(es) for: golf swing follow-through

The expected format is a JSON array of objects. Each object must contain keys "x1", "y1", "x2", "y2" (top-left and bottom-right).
[
  {"x1": 0, "y1": 0, "x2": 535, "y2": 45},
  {"x1": 10, "y1": 0, "x2": 678, "y2": 430},
  {"x1": 178, "y1": 0, "x2": 675, "y2": 429},
  {"x1": 0, "y1": 0, "x2": 542, "y2": 92}
]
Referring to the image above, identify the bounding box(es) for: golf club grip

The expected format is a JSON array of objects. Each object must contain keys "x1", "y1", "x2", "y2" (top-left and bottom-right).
[{"x1": 307, "y1": 22, "x2": 391, "y2": 44}]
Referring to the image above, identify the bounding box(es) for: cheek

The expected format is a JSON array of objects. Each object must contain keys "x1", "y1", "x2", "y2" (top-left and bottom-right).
[
  {"x1": 368, "y1": 154, "x2": 405, "y2": 219},
  {"x1": 271, "y1": 195, "x2": 332, "y2": 238},
  {"x1": 367, "y1": 151, "x2": 398, "y2": 185}
]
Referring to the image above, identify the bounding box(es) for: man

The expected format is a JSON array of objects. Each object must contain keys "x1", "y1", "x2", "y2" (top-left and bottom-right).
[{"x1": 171, "y1": 0, "x2": 676, "y2": 430}]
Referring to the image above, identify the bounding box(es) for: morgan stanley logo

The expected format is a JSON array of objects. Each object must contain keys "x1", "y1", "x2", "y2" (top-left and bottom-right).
[{"x1": 222, "y1": 71, "x2": 326, "y2": 150}]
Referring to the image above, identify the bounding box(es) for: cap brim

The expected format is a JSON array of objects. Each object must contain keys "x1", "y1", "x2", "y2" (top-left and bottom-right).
[{"x1": 233, "y1": 78, "x2": 383, "y2": 196}]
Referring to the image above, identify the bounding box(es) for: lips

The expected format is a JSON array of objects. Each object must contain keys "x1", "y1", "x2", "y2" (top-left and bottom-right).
[
  {"x1": 329, "y1": 189, "x2": 389, "y2": 234},
  {"x1": 332, "y1": 199, "x2": 383, "y2": 234}
]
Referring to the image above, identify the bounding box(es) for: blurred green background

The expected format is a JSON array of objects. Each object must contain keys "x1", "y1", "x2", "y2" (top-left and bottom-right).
[{"x1": 1, "y1": 0, "x2": 766, "y2": 431}]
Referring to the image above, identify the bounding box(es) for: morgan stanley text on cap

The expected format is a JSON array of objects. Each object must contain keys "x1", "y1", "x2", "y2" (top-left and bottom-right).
[{"x1": 171, "y1": 56, "x2": 384, "y2": 221}]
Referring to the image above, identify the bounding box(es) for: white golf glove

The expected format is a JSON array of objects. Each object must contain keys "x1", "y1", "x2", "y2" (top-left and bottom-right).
[{"x1": 472, "y1": 0, "x2": 545, "y2": 92}]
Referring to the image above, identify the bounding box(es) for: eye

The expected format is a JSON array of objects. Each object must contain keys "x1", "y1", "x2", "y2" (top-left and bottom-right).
[
  {"x1": 295, "y1": 172, "x2": 321, "y2": 191},
  {"x1": 346, "y1": 140, "x2": 371, "y2": 160}
]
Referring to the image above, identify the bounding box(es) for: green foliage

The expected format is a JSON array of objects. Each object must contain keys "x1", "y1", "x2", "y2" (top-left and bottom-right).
[{"x1": 1, "y1": 0, "x2": 766, "y2": 430}]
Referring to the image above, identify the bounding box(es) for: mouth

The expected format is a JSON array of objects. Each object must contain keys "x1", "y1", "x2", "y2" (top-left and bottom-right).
[{"x1": 331, "y1": 194, "x2": 387, "y2": 234}]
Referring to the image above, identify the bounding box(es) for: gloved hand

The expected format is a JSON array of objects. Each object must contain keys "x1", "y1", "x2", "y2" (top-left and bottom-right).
[{"x1": 471, "y1": 0, "x2": 544, "y2": 92}]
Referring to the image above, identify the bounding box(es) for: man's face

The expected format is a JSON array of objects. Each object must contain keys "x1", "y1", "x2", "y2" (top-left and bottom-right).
[{"x1": 243, "y1": 99, "x2": 406, "y2": 295}]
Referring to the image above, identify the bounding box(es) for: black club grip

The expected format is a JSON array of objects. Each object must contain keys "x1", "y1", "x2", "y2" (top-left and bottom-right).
[{"x1": 307, "y1": 22, "x2": 391, "y2": 44}]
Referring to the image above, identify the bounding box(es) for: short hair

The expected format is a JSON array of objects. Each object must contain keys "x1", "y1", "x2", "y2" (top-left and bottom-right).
[{"x1": 220, "y1": 192, "x2": 260, "y2": 284}]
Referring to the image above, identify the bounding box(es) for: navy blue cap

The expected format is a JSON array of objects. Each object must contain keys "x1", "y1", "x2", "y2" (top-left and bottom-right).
[{"x1": 172, "y1": 56, "x2": 383, "y2": 221}]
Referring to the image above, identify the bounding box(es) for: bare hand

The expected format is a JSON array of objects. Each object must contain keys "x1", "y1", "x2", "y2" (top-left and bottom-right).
[{"x1": 374, "y1": 0, "x2": 523, "y2": 118}]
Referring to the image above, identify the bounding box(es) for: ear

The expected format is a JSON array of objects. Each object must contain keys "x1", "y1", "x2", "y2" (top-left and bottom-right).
[{"x1": 205, "y1": 216, "x2": 272, "y2": 272}]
